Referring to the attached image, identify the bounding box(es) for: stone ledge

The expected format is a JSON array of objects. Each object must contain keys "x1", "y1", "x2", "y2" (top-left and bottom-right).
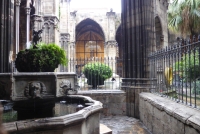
[
  {"x1": 140, "y1": 93, "x2": 200, "y2": 131},
  {"x1": 78, "y1": 90, "x2": 125, "y2": 94}
]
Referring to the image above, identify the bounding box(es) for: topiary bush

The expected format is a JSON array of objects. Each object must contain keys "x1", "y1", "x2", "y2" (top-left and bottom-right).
[
  {"x1": 15, "y1": 43, "x2": 68, "y2": 72},
  {"x1": 82, "y1": 62, "x2": 112, "y2": 89}
]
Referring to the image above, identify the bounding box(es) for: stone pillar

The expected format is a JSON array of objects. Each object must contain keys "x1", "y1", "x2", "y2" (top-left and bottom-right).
[
  {"x1": 105, "y1": 41, "x2": 118, "y2": 73},
  {"x1": 121, "y1": 0, "x2": 154, "y2": 78},
  {"x1": 25, "y1": 6, "x2": 31, "y2": 48},
  {"x1": 42, "y1": 16, "x2": 59, "y2": 45},
  {"x1": 106, "y1": 9, "x2": 116, "y2": 41},
  {"x1": 60, "y1": 33, "x2": 70, "y2": 72},
  {"x1": 15, "y1": 0, "x2": 21, "y2": 56},
  {"x1": 121, "y1": 78, "x2": 157, "y2": 118},
  {"x1": 69, "y1": 42, "x2": 76, "y2": 72},
  {"x1": 0, "y1": 0, "x2": 14, "y2": 72},
  {"x1": 60, "y1": 0, "x2": 71, "y2": 33},
  {"x1": 31, "y1": 14, "x2": 43, "y2": 31}
]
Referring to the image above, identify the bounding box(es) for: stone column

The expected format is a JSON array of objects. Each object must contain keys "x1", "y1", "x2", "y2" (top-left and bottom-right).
[
  {"x1": 42, "y1": 16, "x2": 59, "y2": 44},
  {"x1": 69, "y1": 42, "x2": 75, "y2": 72},
  {"x1": 31, "y1": 14, "x2": 43, "y2": 31},
  {"x1": 121, "y1": 0, "x2": 154, "y2": 78},
  {"x1": 106, "y1": 9, "x2": 116, "y2": 41},
  {"x1": 60, "y1": 33, "x2": 70, "y2": 72},
  {"x1": 25, "y1": 6, "x2": 31, "y2": 48},
  {"x1": 15, "y1": 0, "x2": 21, "y2": 56},
  {"x1": 105, "y1": 41, "x2": 118, "y2": 74},
  {"x1": 0, "y1": 0, "x2": 14, "y2": 72}
]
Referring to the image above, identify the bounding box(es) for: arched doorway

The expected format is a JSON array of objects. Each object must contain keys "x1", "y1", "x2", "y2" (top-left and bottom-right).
[
  {"x1": 75, "y1": 18, "x2": 105, "y2": 75},
  {"x1": 155, "y1": 16, "x2": 163, "y2": 50},
  {"x1": 115, "y1": 24, "x2": 122, "y2": 77}
]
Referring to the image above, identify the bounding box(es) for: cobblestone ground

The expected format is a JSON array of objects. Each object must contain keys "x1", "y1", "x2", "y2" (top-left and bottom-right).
[{"x1": 100, "y1": 116, "x2": 152, "y2": 134}]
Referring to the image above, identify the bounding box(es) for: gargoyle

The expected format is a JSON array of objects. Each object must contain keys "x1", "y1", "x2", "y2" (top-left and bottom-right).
[{"x1": 32, "y1": 29, "x2": 43, "y2": 48}]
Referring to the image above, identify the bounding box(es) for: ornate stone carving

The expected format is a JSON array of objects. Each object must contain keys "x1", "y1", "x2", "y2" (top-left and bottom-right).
[
  {"x1": 106, "y1": 9, "x2": 116, "y2": 18},
  {"x1": 25, "y1": 7, "x2": 31, "y2": 15},
  {"x1": 43, "y1": 16, "x2": 59, "y2": 27},
  {"x1": 24, "y1": 81, "x2": 47, "y2": 99},
  {"x1": 31, "y1": 14, "x2": 43, "y2": 31},
  {"x1": 32, "y1": 29, "x2": 43, "y2": 47},
  {"x1": 70, "y1": 11, "x2": 77, "y2": 18},
  {"x1": 59, "y1": 80, "x2": 77, "y2": 95},
  {"x1": 105, "y1": 41, "x2": 118, "y2": 47},
  {"x1": 60, "y1": 33, "x2": 70, "y2": 42},
  {"x1": 15, "y1": 0, "x2": 21, "y2": 6}
]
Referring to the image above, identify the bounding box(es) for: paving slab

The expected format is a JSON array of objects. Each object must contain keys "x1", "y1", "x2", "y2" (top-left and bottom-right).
[{"x1": 100, "y1": 116, "x2": 152, "y2": 134}]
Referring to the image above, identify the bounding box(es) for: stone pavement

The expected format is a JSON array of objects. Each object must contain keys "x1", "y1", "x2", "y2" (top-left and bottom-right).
[{"x1": 100, "y1": 116, "x2": 152, "y2": 134}]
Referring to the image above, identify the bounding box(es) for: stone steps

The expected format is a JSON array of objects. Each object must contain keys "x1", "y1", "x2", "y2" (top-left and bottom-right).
[{"x1": 100, "y1": 124, "x2": 112, "y2": 134}]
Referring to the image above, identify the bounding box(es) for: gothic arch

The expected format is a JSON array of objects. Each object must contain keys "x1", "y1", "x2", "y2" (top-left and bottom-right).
[
  {"x1": 75, "y1": 18, "x2": 105, "y2": 60},
  {"x1": 155, "y1": 16, "x2": 164, "y2": 50},
  {"x1": 115, "y1": 24, "x2": 122, "y2": 57},
  {"x1": 75, "y1": 18, "x2": 106, "y2": 41}
]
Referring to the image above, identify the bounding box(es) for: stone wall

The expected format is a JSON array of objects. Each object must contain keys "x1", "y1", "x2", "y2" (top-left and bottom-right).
[
  {"x1": 78, "y1": 90, "x2": 126, "y2": 117},
  {"x1": 139, "y1": 93, "x2": 200, "y2": 134}
]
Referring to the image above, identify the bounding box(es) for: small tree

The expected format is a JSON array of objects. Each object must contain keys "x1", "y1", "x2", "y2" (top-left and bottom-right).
[{"x1": 82, "y1": 62, "x2": 112, "y2": 89}]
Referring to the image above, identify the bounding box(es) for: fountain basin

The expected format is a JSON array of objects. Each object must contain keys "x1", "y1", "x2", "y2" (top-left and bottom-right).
[
  {"x1": 0, "y1": 72, "x2": 79, "y2": 101},
  {"x1": 3, "y1": 95, "x2": 103, "y2": 134}
]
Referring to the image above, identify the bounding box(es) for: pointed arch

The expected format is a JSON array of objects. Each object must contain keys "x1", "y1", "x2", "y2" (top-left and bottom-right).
[
  {"x1": 75, "y1": 18, "x2": 105, "y2": 41},
  {"x1": 155, "y1": 16, "x2": 164, "y2": 50}
]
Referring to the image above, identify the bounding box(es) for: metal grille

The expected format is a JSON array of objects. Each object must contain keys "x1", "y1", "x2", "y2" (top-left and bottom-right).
[{"x1": 149, "y1": 36, "x2": 200, "y2": 109}]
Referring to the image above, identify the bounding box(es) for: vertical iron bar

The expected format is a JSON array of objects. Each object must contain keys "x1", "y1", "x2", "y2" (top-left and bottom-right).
[
  {"x1": 194, "y1": 46, "x2": 196, "y2": 107},
  {"x1": 189, "y1": 45, "x2": 192, "y2": 106}
]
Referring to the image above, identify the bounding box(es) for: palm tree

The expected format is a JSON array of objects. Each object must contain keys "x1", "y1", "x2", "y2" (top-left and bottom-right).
[{"x1": 168, "y1": 0, "x2": 200, "y2": 37}]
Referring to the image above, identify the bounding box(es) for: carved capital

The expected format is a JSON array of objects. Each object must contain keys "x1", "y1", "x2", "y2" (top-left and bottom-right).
[
  {"x1": 25, "y1": 7, "x2": 31, "y2": 15},
  {"x1": 43, "y1": 16, "x2": 59, "y2": 26},
  {"x1": 15, "y1": 0, "x2": 21, "y2": 6},
  {"x1": 60, "y1": 33, "x2": 70, "y2": 42},
  {"x1": 105, "y1": 40, "x2": 118, "y2": 47}
]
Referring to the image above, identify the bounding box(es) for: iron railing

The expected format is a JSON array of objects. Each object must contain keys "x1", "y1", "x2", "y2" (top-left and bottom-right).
[
  {"x1": 149, "y1": 36, "x2": 200, "y2": 109},
  {"x1": 68, "y1": 57, "x2": 122, "y2": 90}
]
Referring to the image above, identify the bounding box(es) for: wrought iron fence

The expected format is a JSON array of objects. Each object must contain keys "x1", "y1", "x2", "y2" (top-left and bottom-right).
[
  {"x1": 149, "y1": 36, "x2": 200, "y2": 109},
  {"x1": 68, "y1": 57, "x2": 122, "y2": 90}
]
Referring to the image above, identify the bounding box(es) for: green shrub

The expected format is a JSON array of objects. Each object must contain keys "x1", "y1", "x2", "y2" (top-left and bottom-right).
[
  {"x1": 15, "y1": 43, "x2": 68, "y2": 72},
  {"x1": 82, "y1": 62, "x2": 112, "y2": 89}
]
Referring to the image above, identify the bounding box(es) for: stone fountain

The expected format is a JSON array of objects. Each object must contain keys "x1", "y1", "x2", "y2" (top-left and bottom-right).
[
  {"x1": 0, "y1": 72, "x2": 103, "y2": 134},
  {"x1": 0, "y1": 1, "x2": 103, "y2": 133}
]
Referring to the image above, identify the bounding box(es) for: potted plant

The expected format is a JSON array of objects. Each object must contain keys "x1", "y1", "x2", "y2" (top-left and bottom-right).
[
  {"x1": 15, "y1": 43, "x2": 68, "y2": 72},
  {"x1": 82, "y1": 62, "x2": 112, "y2": 89}
]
